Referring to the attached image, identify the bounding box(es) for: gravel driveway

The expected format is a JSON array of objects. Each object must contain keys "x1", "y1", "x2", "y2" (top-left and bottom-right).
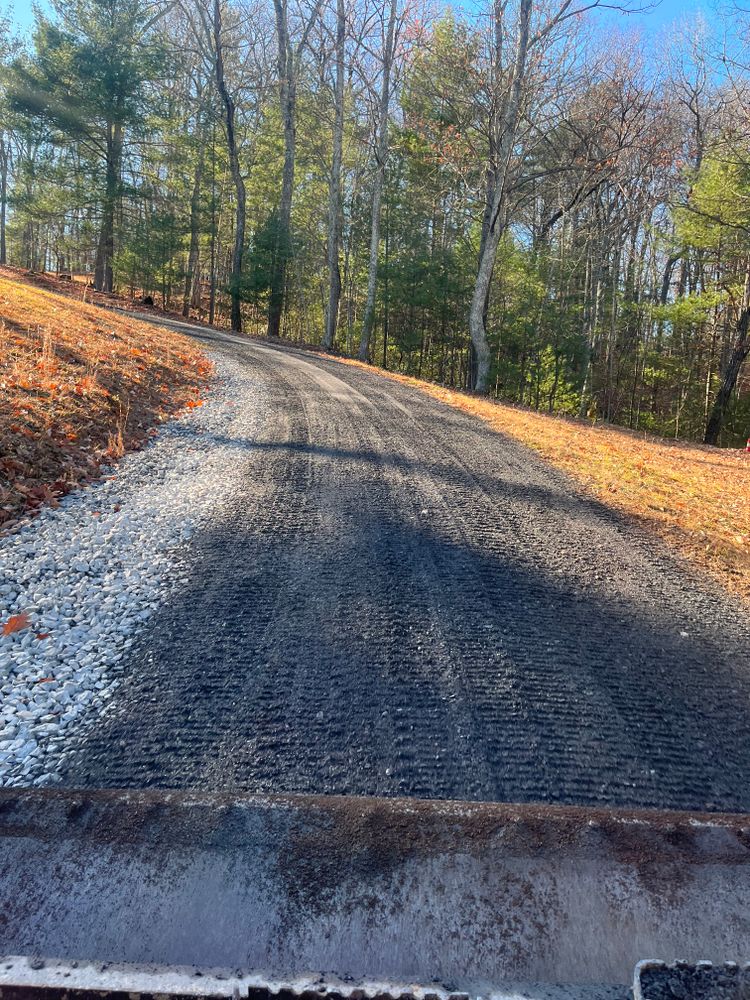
[{"x1": 10, "y1": 319, "x2": 750, "y2": 810}]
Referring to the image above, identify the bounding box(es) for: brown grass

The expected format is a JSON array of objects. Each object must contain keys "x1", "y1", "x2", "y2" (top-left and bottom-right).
[
  {"x1": 0, "y1": 267, "x2": 212, "y2": 530},
  {"x1": 331, "y1": 357, "x2": 750, "y2": 604}
]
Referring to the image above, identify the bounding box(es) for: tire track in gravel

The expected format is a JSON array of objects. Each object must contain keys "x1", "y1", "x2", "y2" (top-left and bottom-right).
[
  {"x1": 328, "y1": 361, "x2": 750, "y2": 808},
  {"x1": 321, "y1": 359, "x2": 750, "y2": 807},
  {"x1": 59, "y1": 325, "x2": 750, "y2": 811}
]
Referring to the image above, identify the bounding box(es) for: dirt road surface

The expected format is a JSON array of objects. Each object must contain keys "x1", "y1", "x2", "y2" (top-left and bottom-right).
[{"x1": 60, "y1": 320, "x2": 750, "y2": 811}]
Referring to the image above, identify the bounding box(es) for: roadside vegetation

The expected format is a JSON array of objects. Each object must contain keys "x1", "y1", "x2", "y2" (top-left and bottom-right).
[
  {"x1": 0, "y1": 267, "x2": 211, "y2": 531},
  {"x1": 1, "y1": 0, "x2": 750, "y2": 598},
  {"x1": 2, "y1": 0, "x2": 750, "y2": 450},
  {"x1": 332, "y1": 357, "x2": 750, "y2": 602},
  {"x1": 5, "y1": 260, "x2": 746, "y2": 603}
]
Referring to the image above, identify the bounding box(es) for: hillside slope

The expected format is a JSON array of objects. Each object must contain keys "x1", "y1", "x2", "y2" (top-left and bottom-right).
[{"x1": 0, "y1": 268, "x2": 211, "y2": 530}]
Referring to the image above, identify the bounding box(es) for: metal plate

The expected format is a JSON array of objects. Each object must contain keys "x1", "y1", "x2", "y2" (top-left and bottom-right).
[{"x1": 0, "y1": 790, "x2": 748, "y2": 992}]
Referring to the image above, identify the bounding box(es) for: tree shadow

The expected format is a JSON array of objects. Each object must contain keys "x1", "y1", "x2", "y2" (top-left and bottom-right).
[{"x1": 59, "y1": 463, "x2": 750, "y2": 813}]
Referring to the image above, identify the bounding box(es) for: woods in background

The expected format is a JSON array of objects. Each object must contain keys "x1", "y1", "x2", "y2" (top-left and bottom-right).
[{"x1": 1, "y1": 0, "x2": 750, "y2": 446}]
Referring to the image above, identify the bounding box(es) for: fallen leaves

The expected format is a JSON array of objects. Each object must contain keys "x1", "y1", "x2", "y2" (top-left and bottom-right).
[
  {"x1": 0, "y1": 266, "x2": 213, "y2": 530},
  {"x1": 2, "y1": 611, "x2": 30, "y2": 636}
]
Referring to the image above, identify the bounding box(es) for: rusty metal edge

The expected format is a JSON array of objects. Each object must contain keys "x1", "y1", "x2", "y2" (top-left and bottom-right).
[
  {"x1": 0, "y1": 786, "x2": 748, "y2": 880},
  {"x1": 1, "y1": 787, "x2": 749, "y2": 847},
  {"x1": 1, "y1": 787, "x2": 749, "y2": 824}
]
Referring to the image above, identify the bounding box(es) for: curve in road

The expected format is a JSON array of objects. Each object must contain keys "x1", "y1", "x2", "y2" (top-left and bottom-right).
[{"x1": 61, "y1": 320, "x2": 750, "y2": 812}]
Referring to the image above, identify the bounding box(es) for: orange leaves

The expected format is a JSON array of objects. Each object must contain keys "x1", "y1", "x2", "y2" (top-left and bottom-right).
[
  {"x1": 185, "y1": 399, "x2": 204, "y2": 409},
  {"x1": 73, "y1": 375, "x2": 99, "y2": 397},
  {"x1": 0, "y1": 265, "x2": 210, "y2": 530},
  {"x1": 2, "y1": 612, "x2": 30, "y2": 636}
]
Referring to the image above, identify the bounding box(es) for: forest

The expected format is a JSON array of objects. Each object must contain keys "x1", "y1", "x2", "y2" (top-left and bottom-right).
[{"x1": 1, "y1": 0, "x2": 750, "y2": 446}]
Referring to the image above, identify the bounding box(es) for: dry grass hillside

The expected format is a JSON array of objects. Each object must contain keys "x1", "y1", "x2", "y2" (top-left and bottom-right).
[
  {"x1": 335, "y1": 359, "x2": 750, "y2": 604},
  {"x1": 0, "y1": 267, "x2": 212, "y2": 531}
]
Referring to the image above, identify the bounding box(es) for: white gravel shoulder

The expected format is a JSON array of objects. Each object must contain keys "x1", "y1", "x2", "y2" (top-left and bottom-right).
[{"x1": 0, "y1": 351, "x2": 263, "y2": 787}]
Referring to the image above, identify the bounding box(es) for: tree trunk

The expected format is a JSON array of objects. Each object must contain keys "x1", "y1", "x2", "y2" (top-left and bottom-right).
[
  {"x1": 214, "y1": 0, "x2": 246, "y2": 333},
  {"x1": 269, "y1": 0, "x2": 297, "y2": 340},
  {"x1": 358, "y1": 0, "x2": 397, "y2": 362},
  {"x1": 704, "y1": 306, "x2": 750, "y2": 446},
  {"x1": 382, "y1": 195, "x2": 390, "y2": 367},
  {"x1": 209, "y1": 121, "x2": 218, "y2": 327},
  {"x1": 94, "y1": 122, "x2": 122, "y2": 293},
  {"x1": 183, "y1": 133, "x2": 206, "y2": 319},
  {"x1": 0, "y1": 135, "x2": 8, "y2": 266},
  {"x1": 323, "y1": 0, "x2": 345, "y2": 351},
  {"x1": 659, "y1": 253, "x2": 679, "y2": 306},
  {"x1": 467, "y1": 0, "x2": 531, "y2": 392}
]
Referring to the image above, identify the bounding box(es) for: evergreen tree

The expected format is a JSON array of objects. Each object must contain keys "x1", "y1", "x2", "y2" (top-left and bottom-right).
[{"x1": 7, "y1": 0, "x2": 160, "y2": 290}]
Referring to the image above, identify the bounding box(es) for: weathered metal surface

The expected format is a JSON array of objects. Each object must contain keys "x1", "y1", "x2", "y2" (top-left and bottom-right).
[{"x1": 0, "y1": 790, "x2": 748, "y2": 994}]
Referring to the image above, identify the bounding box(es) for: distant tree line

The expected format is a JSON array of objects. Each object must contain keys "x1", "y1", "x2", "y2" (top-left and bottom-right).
[{"x1": 1, "y1": 0, "x2": 750, "y2": 445}]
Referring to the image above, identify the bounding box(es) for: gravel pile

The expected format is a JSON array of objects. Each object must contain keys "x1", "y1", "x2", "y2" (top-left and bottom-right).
[{"x1": 0, "y1": 352, "x2": 262, "y2": 787}]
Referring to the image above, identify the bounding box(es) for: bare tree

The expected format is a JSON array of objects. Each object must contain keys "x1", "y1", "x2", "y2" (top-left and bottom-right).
[
  {"x1": 180, "y1": 0, "x2": 270, "y2": 331},
  {"x1": 269, "y1": 0, "x2": 323, "y2": 338},
  {"x1": 213, "y1": 0, "x2": 247, "y2": 331},
  {"x1": 183, "y1": 79, "x2": 211, "y2": 318},
  {"x1": 358, "y1": 0, "x2": 398, "y2": 361},
  {"x1": 323, "y1": 0, "x2": 346, "y2": 350},
  {"x1": 0, "y1": 133, "x2": 10, "y2": 267},
  {"x1": 705, "y1": 265, "x2": 750, "y2": 445},
  {"x1": 467, "y1": 0, "x2": 645, "y2": 392}
]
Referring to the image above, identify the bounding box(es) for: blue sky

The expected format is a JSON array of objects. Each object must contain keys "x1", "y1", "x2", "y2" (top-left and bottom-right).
[
  {"x1": 622, "y1": 0, "x2": 712, "y2": 28},
  {"x1": 605, "y1": 0, "x2": 717, "y2": 34},
  {"x1": 3, "y1": 0, "x2": 51, "y2": 35},
  {"x1": 2, "y1": 0, "x2": 718, "y2": 39},
  {"x1": 597, "y1": 0, "x2": 720, "y2": 52}
]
